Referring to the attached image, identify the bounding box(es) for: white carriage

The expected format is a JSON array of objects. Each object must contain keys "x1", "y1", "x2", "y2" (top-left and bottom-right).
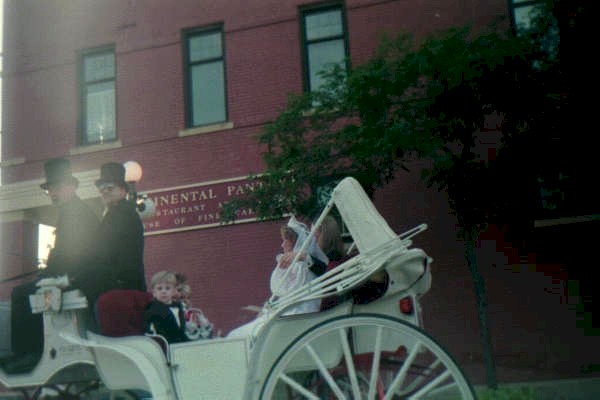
[{"x1": 0, "y1": 177, "x2": 476, "y2": 399}]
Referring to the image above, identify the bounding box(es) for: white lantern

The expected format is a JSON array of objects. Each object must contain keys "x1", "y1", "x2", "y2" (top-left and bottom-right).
[{"x1": 124, "y1": 161, "x2": 143, "y2": 183}]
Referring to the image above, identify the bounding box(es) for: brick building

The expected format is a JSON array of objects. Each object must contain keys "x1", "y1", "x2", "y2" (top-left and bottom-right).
[{"x1": 1, "y1": 0, "x2": 597, "y2": 387}]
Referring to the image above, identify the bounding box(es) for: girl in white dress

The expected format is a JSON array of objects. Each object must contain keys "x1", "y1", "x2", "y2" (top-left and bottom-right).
[{"x1": 227, "y1": 216, "x2": 328, "y2": 339}]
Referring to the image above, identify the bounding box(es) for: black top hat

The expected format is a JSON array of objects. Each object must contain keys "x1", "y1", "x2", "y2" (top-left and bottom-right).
[
  {"x1": 95, "y1": 162, "x2": 128, "y2": 189},
  {"x1": 40, "y1": 158, "x2": 79, "y2": 190}
]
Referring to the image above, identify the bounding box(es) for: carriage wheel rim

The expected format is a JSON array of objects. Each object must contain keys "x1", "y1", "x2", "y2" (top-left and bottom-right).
[{"x1": 260, "y1": 314, "x2": 476, "y2": 400}]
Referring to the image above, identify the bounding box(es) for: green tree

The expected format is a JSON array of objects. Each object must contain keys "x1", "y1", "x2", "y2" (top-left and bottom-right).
[{"x1": 222, "y1": 0, "x2": 580, "y2": 389}]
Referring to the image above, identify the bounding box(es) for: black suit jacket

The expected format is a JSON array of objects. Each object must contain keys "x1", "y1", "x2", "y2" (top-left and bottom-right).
[
  {"x1": 85, "y1": 199, "x2": 146, "y2": 303},
  {"x1": 144, "y1": 299, "x2": 188, "y2": 343},
  {"x1": 45, "y1": 195, "x2": 100, "y2": 280}
]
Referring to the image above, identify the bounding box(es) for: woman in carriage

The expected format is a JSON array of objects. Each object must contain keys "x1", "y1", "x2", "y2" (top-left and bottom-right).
[{"x1": 227, "y1": 215, "x2": 328, "y2": 338}]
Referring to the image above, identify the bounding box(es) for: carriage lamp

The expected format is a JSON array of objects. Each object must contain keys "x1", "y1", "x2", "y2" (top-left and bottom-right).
[
  {"x1": 124, "y1": 160, "x2": 143, "y2": 183},
  {"x1": 124, "y1": 161, "x2": 155, "y2": 218},
  {"x1": 124, "y1": 160, "x2": 142, "y2": 204}
]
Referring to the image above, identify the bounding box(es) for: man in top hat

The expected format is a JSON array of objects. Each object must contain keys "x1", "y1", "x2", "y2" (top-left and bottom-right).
[
  {"x1": 1, "y1": 158, "x2": 100, "y2": 374},
  {"x1": 41, "y1": 158, "x2": 101, "y2": 277},
  {"x1": 92, "y1": 162, "x2": 146, "y2": 300}
]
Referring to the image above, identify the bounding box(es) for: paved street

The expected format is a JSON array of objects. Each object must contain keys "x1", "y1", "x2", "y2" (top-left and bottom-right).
[{"x1": 2, "y1": 377, "x2": 600, "y2": 399}]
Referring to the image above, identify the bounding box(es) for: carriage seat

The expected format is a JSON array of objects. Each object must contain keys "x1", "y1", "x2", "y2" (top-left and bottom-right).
[{"x1": 95, "y1": 289, "x2": 153, "y2": 337}]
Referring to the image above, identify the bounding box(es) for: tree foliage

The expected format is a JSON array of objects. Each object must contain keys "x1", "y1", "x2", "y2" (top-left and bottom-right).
[{"x1": 222, "y1": 1, "x2": 571, "y2": 231}]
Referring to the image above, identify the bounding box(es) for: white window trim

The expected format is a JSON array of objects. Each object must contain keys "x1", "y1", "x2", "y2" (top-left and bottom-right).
[
  {"x1": 178, "y1": 121, "x2": 233, "y2": 137},
  {"x1": 69, "y1": 140, "x2": 122, "y2": 155}
]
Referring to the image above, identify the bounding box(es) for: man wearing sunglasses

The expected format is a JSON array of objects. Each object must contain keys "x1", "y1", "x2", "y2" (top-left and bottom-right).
[
  {"x1": 1, "y1": 158, "x2": 100, "y2": 374},
  {"x1": 93, "y1": 162, "x2": 147, "y2": 299}
]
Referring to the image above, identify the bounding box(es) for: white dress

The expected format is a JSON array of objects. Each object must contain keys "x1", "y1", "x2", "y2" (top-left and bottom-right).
[
  {"x1": 227, "y1": 256, "x2": 319, "y2": 339},
  {"x1": 227, "y1": 215, "x2": 326, "y2": 339},
  {"x1": 270, "y1": 254, "x2": 320, "y2": 315}
]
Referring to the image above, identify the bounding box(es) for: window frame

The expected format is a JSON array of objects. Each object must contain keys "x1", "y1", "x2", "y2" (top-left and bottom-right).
[
  {"x1": 182, "y1": 24, "x2": 228, "y2": 129},
  {"x1": 78, "y1": 45, "x2": 117, "y2": 146},
  {"x1": 299, "y1": 2, "x2": 350, "y2": 93},
  {"x1": 509, "y1": 0, "x2": 543, "y2": 34}
]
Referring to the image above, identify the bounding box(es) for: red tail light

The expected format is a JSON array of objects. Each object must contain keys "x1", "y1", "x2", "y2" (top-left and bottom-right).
[{"x1": 399, "y1": 296, "x2": 413, "y2": 314}]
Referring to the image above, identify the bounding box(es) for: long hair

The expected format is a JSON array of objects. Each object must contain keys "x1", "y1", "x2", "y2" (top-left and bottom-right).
[{"x1": 318, "y1": 216, "x2": 345, "y2": 259}]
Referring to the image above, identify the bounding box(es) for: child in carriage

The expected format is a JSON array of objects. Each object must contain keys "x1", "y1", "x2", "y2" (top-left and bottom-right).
[
  {"x1": 174, "y1": 273, "x2": 215, "y2": 340},
  {"x1": 227, "y1": 216, "x2": 328, "y2": 338},
  {"x1": 269, "y1": 216, "x2": 327, "y2": 314},
  {"x1": 144, "y1": 271, "x2": 189, "y2": 343}
]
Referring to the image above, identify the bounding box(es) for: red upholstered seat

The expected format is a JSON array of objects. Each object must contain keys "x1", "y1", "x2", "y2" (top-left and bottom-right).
[{"x1": 96, "y1": 289, "x2": 153, "y2": 337}]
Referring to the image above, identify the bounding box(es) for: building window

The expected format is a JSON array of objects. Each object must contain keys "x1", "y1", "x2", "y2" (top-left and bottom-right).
[
  {"x1": 300, "y1": 3, "x2": 349, "y2": 93},
  {"x1": 510, "y1": 0, "x2": 544, "y2": 33},
  {"x1": 184, "y1": 26, "x2": 227, "y2": 128},
  {"x1": 80, "y1": 47, "x2": 116, "y2": 145}
]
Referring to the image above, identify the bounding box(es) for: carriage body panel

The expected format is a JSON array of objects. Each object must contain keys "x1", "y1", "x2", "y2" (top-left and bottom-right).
[
  {"x1": 0, "y1": 288, "x2": 95, "y2": 389},
  {"x1": 170, "y1": 337, "x2": 248, "y2": 400}
]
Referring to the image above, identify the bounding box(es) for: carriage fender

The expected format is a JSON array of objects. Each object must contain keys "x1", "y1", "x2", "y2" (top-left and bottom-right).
[{"x1": 384, "y1": 248, "x2": 432, "y2": 297}]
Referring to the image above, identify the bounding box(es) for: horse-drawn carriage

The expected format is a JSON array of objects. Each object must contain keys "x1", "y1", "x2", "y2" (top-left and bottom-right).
[{"x1": 0, "y1": 177, "x2": 476, "y2": 399}]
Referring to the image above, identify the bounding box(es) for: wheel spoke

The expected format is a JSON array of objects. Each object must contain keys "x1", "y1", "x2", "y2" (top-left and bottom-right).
[
  {"x1": 398, "y1": 358, "x2": 442, "y2": 395},
  {"x1": 408, "y1": 370, "x2": 451, "y2": 399},
  {"x1": 425, "y1": 381, "x2": 460, "y2": 397},
  {"x1": 367, "y1": 325, "x2": 383, "y2": 400},
  {"x1": 305, "y1": 343, "x2": 347, "y2": 399},
  {"x1": 279, "y1": 372, "x2": 321, "y2": 400},
  {"x1": 383, "y1": 342, "x2": 421, "y2": 400},
  {"x1": 339, "y1": 327, "x2": 363, "y2": 400}
]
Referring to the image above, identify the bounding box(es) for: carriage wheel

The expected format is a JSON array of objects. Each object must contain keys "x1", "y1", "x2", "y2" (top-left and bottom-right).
[{"x1": 260, "y1": 314, "x2": 475, "y2": 399}]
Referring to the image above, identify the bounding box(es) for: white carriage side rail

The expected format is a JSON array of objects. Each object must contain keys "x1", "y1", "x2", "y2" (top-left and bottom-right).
[
  {"x1": 258, "y1": 176, "x2": 430, "y2": 332},
  {"x1": 265, "y1": 225, "x2": 427, "y2": 316}
]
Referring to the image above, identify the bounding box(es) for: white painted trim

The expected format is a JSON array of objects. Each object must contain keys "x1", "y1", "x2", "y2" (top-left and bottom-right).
[
  {"x1": 0, "y1": 157, "x2": 26, "y2": 168},
  {"x1": 0, "y1": 170, "x2": 266, "y2": 220},
  {"x1": 0, "y1": 169, "x2": 101, "y2": 213},
  {"x1": 178, "y1": 121, "x2": 234, "y2": 137},
  {"x1": 69, "y1": 140, "x2": 123, "y2": 155}
]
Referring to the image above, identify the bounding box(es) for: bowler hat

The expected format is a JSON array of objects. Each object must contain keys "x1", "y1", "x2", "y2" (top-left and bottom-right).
[
  {"x1": 40, "y1": 158, "x2": 79, "y2": 190},
  {"x1": 95, "y1": 162, "x2": 128, "y2": 189}
]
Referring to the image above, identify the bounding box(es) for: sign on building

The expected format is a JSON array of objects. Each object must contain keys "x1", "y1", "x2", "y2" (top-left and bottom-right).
[{"x1": 141, "y1": 177, "x2": 258, "y2": 235}]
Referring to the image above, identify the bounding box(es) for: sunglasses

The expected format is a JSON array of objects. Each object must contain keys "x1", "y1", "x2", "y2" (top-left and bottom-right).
[
  {"x1": 42, "y1": 183, "x2": 65, "y2": 195},
  {"x1": 97, "y1": 183, "x2": 118, "y2": 192}
]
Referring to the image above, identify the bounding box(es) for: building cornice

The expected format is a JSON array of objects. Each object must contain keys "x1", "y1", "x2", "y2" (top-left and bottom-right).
[
  {"x1": 0, "y1": 169, "x2": 100, "y2": 213},
  {"x1": 0, "y1": 157, "x2": 26, "y2": 168}
]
